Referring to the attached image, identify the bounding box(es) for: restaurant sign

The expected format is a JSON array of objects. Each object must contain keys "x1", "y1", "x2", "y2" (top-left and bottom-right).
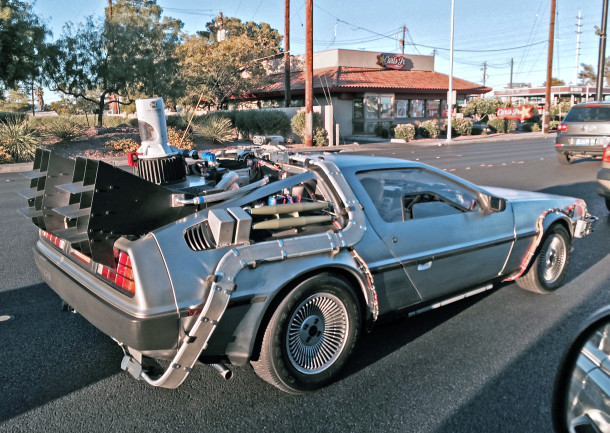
[
  {"x1": 496, "y1": 105, "x2": 533, "y2": 121},
  {"x1": 376, "y1": 53, "x2": 413, "y2": 71}
]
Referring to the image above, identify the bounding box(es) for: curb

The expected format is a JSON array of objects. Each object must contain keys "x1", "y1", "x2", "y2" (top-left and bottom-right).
[{"x1": 0, "y1": 132, "x2": 556, "y2": 174}]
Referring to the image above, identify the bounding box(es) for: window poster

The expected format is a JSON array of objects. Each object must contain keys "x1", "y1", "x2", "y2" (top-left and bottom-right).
[{"x1": 396, "y1": 100, "x2": 407, "y2": 118}]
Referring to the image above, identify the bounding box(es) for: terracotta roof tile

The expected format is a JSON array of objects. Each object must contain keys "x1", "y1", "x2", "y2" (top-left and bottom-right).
[{"x1": 252, "y1": 66, "x2": 490, "y2": 96}]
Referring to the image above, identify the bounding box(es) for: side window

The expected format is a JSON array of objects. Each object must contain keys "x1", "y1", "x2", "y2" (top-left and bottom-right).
[{"x1": 357, "y1": 168, "x2": 479, "y2": 222}]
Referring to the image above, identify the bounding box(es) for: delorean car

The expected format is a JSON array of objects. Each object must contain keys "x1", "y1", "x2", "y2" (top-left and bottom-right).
[{"x1": 20, "y1": 98, "x2": 596, "y2": 393}]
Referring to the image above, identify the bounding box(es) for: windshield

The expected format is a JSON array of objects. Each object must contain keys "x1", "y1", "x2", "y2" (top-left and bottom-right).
[{"x1": 564, "y1": 106, "x2": 610, "y2": 122}]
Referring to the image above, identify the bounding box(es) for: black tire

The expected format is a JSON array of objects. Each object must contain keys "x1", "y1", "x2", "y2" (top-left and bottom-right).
[
  {"x1": 556, "y1": 152, "x2": 575, "y2": 165},
  {"x1": 516, "y1": 225, "x2": 571, "y2": 294},
  {"x1": 251, "y1": 273, "x2": 361, "y2": 394},
  {"x1": 605, "y1": 198, "x2": 610, "y2": 212}
]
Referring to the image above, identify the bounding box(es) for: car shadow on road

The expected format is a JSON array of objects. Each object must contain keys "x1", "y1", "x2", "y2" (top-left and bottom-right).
[{"x1": 0, "y1": 283, "x2": 123, "y2": 422}]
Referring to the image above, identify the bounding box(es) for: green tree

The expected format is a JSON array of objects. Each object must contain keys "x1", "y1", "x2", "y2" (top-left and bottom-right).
[
  {"x1": 44, "y1": 0, "x2": 183, "y2": 127},
  {"x1": 0, "y1": 0, "x2": 48, "y2": 93},
  {"x1": 578, "y1": 60, "x2": 610, "y2": 86},
  {"x1": 542, "y1": 77, "x2": 566, "y2": 86},
  {"x1": 179, "y1": 17, "x2": 282, "y2": 110},
  {"x1": 0, "y1": 88, "x2": 32, "y2": 112}
]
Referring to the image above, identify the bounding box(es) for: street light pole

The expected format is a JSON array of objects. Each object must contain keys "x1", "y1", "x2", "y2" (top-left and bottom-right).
[
  {"x1": 446, "y1": 0, "x2": 455, "y2": 144},
  {"x1": 596, "y1": 0, "x2": 609, "y2": 101},
  {"x1": 543, "y1": 0, "x2": 556, "y2": 134},
  {"x1": 304, "y1": 0, "x2": 313, "y2": 147}
]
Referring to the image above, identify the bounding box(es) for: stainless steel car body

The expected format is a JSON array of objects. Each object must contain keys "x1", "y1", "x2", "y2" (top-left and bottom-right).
[
  {"x1": 24, "y1": 150, "x2": 595, "y2": 391},
  {"x1": 555, "y1": 101, "x2": 610, "y2": 164}
]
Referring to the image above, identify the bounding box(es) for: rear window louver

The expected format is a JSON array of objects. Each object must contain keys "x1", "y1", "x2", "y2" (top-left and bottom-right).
[{"x1": 184, "y1": 221, "x2": 215, "y2": 251}]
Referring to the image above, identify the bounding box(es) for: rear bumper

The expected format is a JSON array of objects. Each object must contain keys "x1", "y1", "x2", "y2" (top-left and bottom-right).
[
  {"x1": 555, "y1": 136, "x2": 605, "y2": 156},
  {"x1": 34, "y1": 242, "x2": 179, "y2": 351}
]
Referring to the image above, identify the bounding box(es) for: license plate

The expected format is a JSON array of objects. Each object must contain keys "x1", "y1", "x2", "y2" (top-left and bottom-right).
[{"x1": 573, "y1": 138, "x2": 592, "y2": 145}]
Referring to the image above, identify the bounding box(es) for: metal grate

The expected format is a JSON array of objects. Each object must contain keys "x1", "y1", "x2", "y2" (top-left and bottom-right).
[
  {"x1": 184, "y1": 220, "x2": 215, "y2": 251},
  {"x1": 137, "y1": 155, "x2": 186, "y2": 185}
]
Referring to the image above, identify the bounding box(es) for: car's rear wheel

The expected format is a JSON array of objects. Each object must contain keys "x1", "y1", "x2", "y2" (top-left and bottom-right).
[
  {"x1": 251, "y1": 273, "x2": 360, "y2": 394},
  {"x1": 516, "y1": 225, "x2": 571, "y2": 294},
  {"x1": 556, "y1": 152, "x2": 575, "y2": 165}
]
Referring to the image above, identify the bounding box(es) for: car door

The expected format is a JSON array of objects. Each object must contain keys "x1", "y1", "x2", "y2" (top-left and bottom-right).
[{"x1": 356, "y1": 168, "x2": 515, "y2": 303}]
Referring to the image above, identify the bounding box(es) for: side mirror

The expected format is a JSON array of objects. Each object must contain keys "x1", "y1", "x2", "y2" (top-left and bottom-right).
[
  {"x1": 553, "y1": 306, "x2": 610, "y2": 433},
  {"x1": 489, "y1": 196, "x2": 506, "y2": 212}
]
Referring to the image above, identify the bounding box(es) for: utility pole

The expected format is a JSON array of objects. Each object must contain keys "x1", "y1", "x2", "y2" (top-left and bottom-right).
[
  {"x1": 305, "y1": 0, "x2": 313, "y2": 147},
  {"x1": 509, "y1": 58, "x2": 514, "y2": 104},
  {"x1": 575, "y1": 10, "x2": 582, "y2": 85},
  {"x1": 446, "y1": 0, "x2": 455, "y2": 144},
  {"x1": 596, "y1": 0, "x2": 609, "y2": 101},
  {"x1": 481, "y1": 61, "x2": 488, "y2": 87},
  {"x1": 543, "y1": 0, "x2": 556, "y2": 134},
  {"x1": 284, "y1": 0, "x2": 291, "y2": 107},
  {"x1": 401, "y1": 25, "x2": 406, "y2": 54}
]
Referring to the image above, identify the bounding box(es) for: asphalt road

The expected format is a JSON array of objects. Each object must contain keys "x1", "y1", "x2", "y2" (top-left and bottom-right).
[{"x1": 1, "y1": 137, "x2": 608, "y2": 433}]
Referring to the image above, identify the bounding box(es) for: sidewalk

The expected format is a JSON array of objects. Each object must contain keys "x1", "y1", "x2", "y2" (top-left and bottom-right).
[{"x1": 0, "y1": 131, "x2": 556, "y2": 174}]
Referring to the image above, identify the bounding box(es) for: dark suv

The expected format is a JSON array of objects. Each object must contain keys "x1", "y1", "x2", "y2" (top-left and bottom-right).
[{"x1": 555, "y1": 101, "x2": 610, "y2": 165}]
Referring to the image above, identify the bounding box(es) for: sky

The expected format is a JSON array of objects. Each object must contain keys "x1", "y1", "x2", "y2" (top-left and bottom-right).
[{"x1": 26, "y1": 0, "x2": 604, "y2": 103}]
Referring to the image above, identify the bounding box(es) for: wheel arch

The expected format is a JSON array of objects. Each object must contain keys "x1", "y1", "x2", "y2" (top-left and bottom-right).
[{"x1": 249, "y1": 263, "x2": 371, "y2": 362}]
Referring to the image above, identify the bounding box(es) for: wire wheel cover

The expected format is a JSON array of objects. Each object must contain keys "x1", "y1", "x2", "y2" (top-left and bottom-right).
[
  {"x1": 542, "y1": 235, "x2": 567, "y2": 284},
  {"x1": 286, "y1": 292, "x2": 349, "y2": 374}
]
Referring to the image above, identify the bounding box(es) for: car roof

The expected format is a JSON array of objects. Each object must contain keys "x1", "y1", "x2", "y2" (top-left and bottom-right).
[
  {"x1": 571, "y1": 101, "x2": 610, "y2": 108},
  {"x1": 303, "y1": 152, "x2": 423, "y2": 171}
]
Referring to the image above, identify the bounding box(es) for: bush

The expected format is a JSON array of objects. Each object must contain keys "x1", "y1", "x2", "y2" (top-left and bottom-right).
[
  {"x1": 0, "y1": 119, "x2": 42, "y2": 162},
  {"x1": 314, "y1": 127, "x2": 328, "y2": 146},
  {"x1": 522, "y1": 122, "x2": 542, "y2": 132},
  {"x1": 453, "y1": 118, "x2": 473, "y2": 136},
  {"x1": 291, "y1": 111, "x2": 325, "y2": 143},
  {"x1": 487, "y1": 117, "x2": 517, "y2": 133},
  {"x1": 235, "y1": 110, "x2": 256, "y2": 138},
  {"x1": 0, "y1": 147, "x2": 13, "y2": 164},
  {"x1": 394, "y1": 124, "x2": 416, "y2": 141},
  {"x1": 549, "y1": 120, "x2": 560, "y2": 131},
  {"x1": 418, "y1": 119, "x2": 440, "y2": 139},
  {"x1": 44, "y1": 117, "x2": 85, "y2": 142},
  {"x1": 167, "y1": 126, "x2": 196, "y2": 150},
  {"x1": 196, "y1": 116, "x2": 235, "y2": 143},
  {"x1": 165, "y1": 114, "x2": 189, "y2": 130},
  {"x1": 105, "y1": 138, "x2": 140, "y2": 153},
  {"x1": 0, "y1": 112, "x2": 27, "y2": 125},
  {"x1": 255, "y1": 110, "x2": 291, "y2": 137}
]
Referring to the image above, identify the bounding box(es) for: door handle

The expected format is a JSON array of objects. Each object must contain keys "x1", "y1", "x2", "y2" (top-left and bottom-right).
[{"x1": 417, "y1": 261, "x2": 432, "y2": 271}]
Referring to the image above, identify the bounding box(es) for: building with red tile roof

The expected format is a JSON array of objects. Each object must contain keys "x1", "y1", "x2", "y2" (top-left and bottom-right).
[{"x1": 245, "y1": 49, "x2": 490, "y2": 138}]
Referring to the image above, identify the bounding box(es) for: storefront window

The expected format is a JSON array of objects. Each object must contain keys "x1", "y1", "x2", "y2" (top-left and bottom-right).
[
  {"x1": 396, "y1": 100, "x2": 408, "y2": 118},
  {"x1": 353, "y1": 100, "x2": 364, "y2": 119},
  {"x1": 427, "y1": 100, "x2": 440, "y2": 117},
  {"x1": 365, "y1": 96, "x2": 379, "y2": 118},
  {"x1": 380, "y1": 96, "x2": 393, "y2": 118},
  {"x1": 410, "y1": 100, "x2": 424, "y2": 117}
]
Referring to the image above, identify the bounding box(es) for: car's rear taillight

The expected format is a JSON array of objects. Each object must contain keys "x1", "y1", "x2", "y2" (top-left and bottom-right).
[
  {"x1": 40, "y1": 230, "x2": 65, "y2": 249},
  {"x1": 97, "y1": 248, "x2": 135, "y2": 294},
  {"x1": 557, "y1": 123, "x2": 568, "y2": 132},
  {"x1": 603, "y1": 146, "x2": 610, "y2": 163}
]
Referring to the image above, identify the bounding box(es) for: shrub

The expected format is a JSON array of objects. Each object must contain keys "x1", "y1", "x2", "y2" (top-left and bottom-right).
[
  {"x1": 290, "y1": 111, "x2": 325, "y2": 143},
  {"x1": 254, "y1": 110, "x2": 291, "y2": 137},
  {"x1": 487, "y1": 117, "x2": 517, "y2": 133},
  {"x1": 453, "y1": 118, "x2": 473, "y2": 136},
  {"x1": 165, "y1": 114, "x2": 189, "y2": 130},
  {"x1": 0, "y1": 112, "x2": 27, "y2": 125},
  {"x1": 105, "y1": 138, "x2": 140, "y2": 153},
  {"x1": 0, "y1": 147, "x2": 13, "y2": 164},
  {"x1": 394, "y1": 124, "x2": 416, "y2": 141},
  {"x1": 167, "y1": 126, "x2": 196, "y2": 150},
  {"x1": 0, "y1": 119, "x2": 41, "y2": 162},
  {"x1": 314, "y1": 127, "x2": 328, "y2": 146},
  {"x1": 196, "y1": 116, "x2": 235, "y2": 143},
  {"x1": 418, "y1": 119, "x2": 440, "y2": 139},
  {"x1": 234, "y1": 110, "x2": 256, "y2": 138},
  {"x1": 44, "y1": 117, "x2": 85, "y2": 142},
  {"x1": 522, "y1": 122, "x2": 542, "y2": 132},
  {"x1": 549, "y1": 120, "x2": 560, "y2": 131}
]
